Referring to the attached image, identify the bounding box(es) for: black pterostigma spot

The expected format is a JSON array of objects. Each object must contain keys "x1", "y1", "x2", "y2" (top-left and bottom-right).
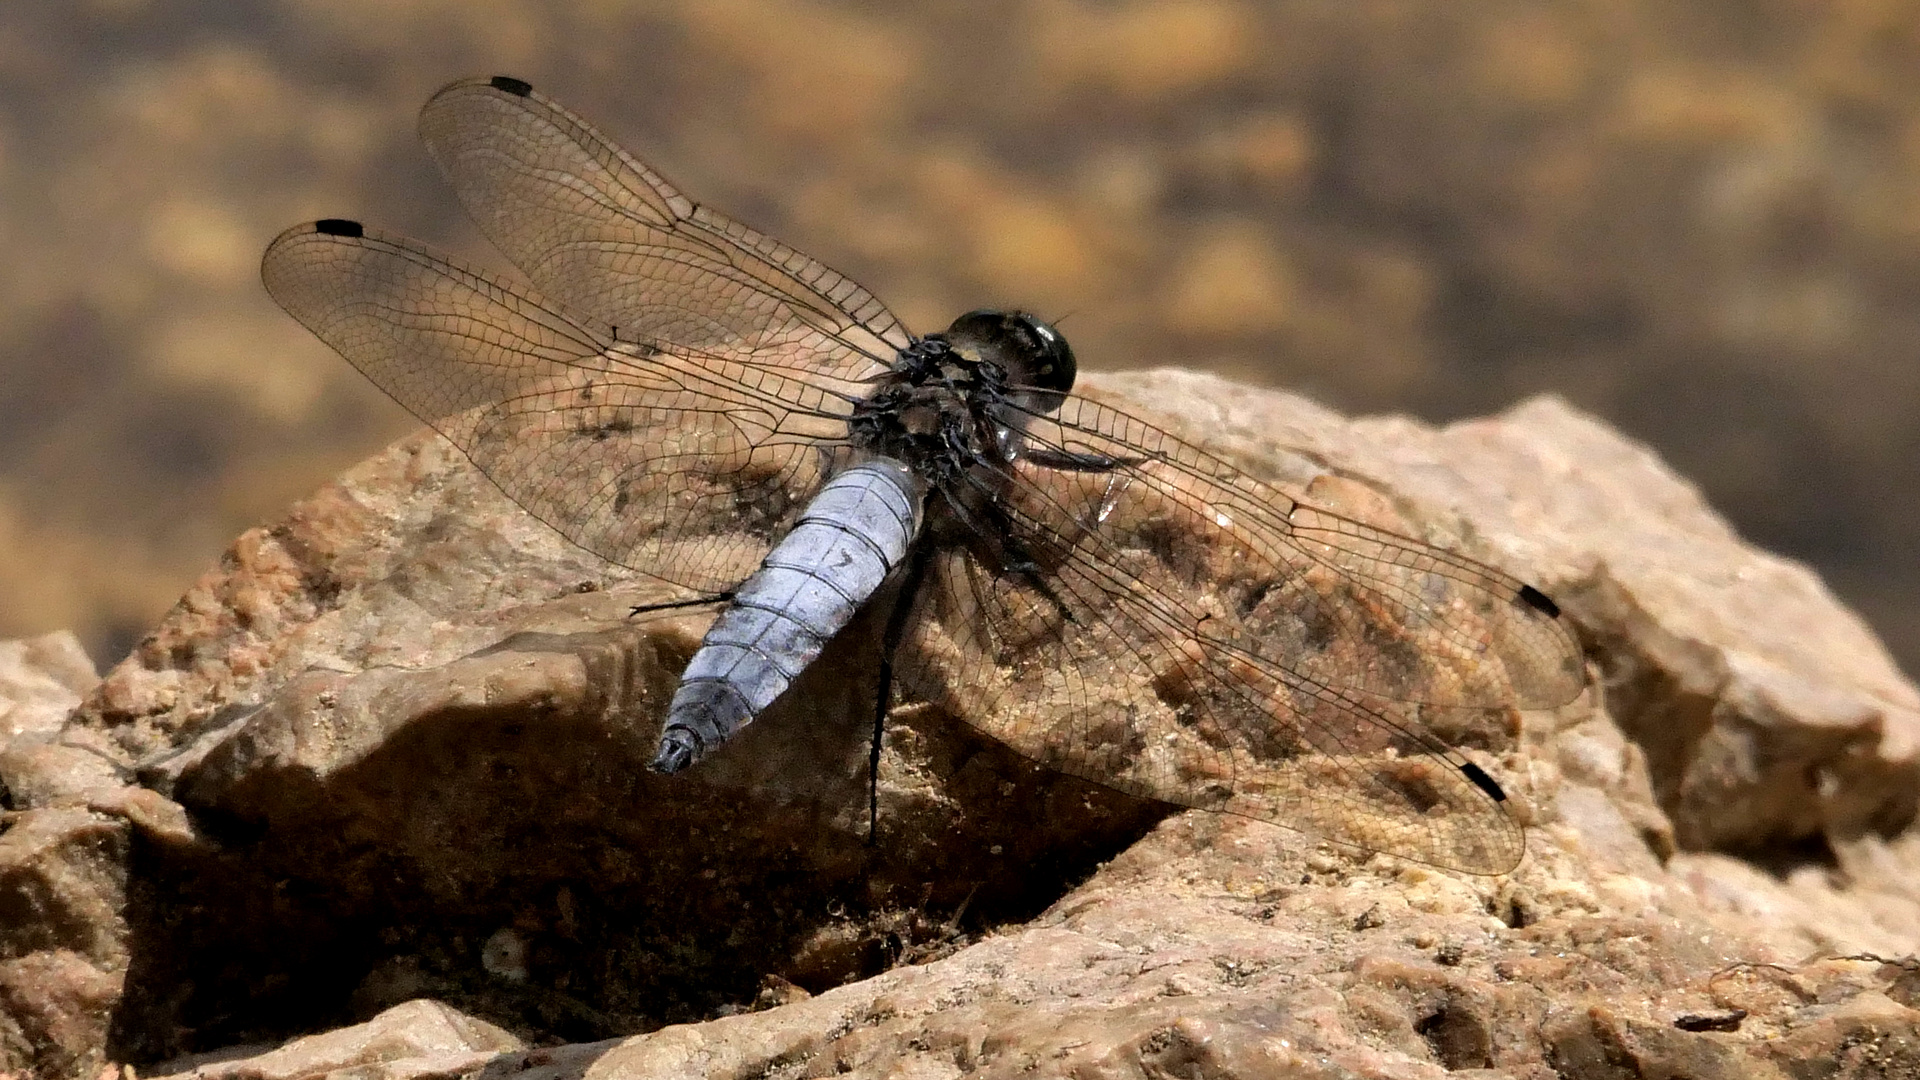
[
  {"x1": 1516, "y1": 583, "x2": 1560, "y2": 619},
  {"x1": 1459, "y1": 762, "x2": 1507, "y2": 802}
]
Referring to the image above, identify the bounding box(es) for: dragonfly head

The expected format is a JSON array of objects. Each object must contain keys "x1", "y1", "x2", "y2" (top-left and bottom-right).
[{"x1": 942, "y1": 309, "x2": 1077, "y2": 416}]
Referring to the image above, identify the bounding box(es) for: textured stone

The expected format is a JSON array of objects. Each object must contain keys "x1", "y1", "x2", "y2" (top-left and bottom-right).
[
  {"x1": 0, "y1": 632, "x2": 96, "y2": 743},
  {"x1": 0, "y1": 808, "x2": 129, "y2": 1080},
  {"x1": 139, "y1": 820, "x2": 1920, "y2": 1079},
  {"x1": 1128, "y1": 371, "x2": 1920, "y2": 858},
  {"x1": 150, "y1": 998, "x2": 524, "y2": 1080},
  {"x1": 0, "y1": 633, "x2": 125, "y2": 1080},
  {"x1": 8, "y1": 370, "x2": 1918, "y2": 1077}
]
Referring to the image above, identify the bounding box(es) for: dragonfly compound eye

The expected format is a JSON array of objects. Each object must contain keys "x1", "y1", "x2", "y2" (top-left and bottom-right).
[{"x1": 943, "y1": 309, "x2": 1077, "y2": 411}]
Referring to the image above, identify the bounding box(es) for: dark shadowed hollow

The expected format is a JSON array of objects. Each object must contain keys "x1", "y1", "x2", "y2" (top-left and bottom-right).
[
  {"x1": 2, "y1": 6, "x2": 1916, "y2": 678},
  {"x1": 103, "y1": 571, "x2": 1170, "y2": 1058}
]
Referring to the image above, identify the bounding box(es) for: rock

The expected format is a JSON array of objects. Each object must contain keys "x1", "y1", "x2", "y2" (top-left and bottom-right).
[
  {"x1": 1127, "y1": 370, "x2": 1920, "y2": 857},
  {"x1": 0, "y1": 632, "x2": 97, "y2": 743},
  {"x1": 149, "y1": 998, "x2": 525, "y2": 1080},
  {"x1": 67, "y1": 423, "x2": 1167, "y2": 1064},
  {"x1": 0, "y1": 632, "x2": 128, "y2": 1080},
  {"x1": 134, "y1": 819, "x2": 1920, "y2": 1079},
  {"x1": 9, "y1": 370, "x2": 1919, "y2": 1076},
  {"x1": 0, "y1": 808, "x2": 129, "y2": 1080}
]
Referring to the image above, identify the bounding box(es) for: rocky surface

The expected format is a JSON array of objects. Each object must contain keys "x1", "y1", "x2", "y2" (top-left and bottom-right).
[
  {"x1": 0, "y1": 635, "x2": 96, "y2": 745},
  {"x1": 2, "y1": 371, "x2": 1917, "y2": 1078},
  {"x1": 0, "y1": 633, "x2": 116, "y2": 1080}
]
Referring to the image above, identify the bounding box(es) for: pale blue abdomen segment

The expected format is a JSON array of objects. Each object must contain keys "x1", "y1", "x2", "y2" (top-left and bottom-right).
[{"x1": 650, "y1": 459, "x2": 925, "y2": 772}]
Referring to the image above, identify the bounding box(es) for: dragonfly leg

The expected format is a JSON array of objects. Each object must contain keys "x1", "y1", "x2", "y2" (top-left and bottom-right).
[
  {"x1": 1018, "y1": 445, "x2": 1141, "y2": 473},
  {"x1": 628, "y1": 592, "x2": 733, "y2": 617},
  {"x1": 948, "y1": 470, "x2": 1077, "y2": 625}
]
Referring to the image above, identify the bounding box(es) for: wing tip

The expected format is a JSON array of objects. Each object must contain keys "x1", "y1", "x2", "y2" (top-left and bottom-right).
[
  {"x1": 262, "y1": 219, "x2": 369, "y2": 270},
  {"x1": 425, "y1": 74, "x2": 536, "y2": 109}
]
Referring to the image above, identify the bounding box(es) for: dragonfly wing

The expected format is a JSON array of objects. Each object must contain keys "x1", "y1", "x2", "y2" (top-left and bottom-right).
[
  {"x1": 1004, "y1": 395, "x2": 1583, "y2": 708},
  {"x1": 262, "y1": 221, "x2": 860, "y2": 594},
  {"x1": 418, "y1": 76, "x2": 908, "y2": 380},
  {"x1": 897, "y1": 394, "x2": 1584, "y2": 873}
]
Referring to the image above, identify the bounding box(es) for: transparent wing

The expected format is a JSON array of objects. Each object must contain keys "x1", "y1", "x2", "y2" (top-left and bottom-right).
[
  {"x1": 899, "y1": 395, "x2": 1585, "y2": 873},
  {"x1": 417, "y1": 76, "x2": 907, "y2": 378},
  {"x1": 261, "y1": 221, "x2": 865, "y2": 594}
]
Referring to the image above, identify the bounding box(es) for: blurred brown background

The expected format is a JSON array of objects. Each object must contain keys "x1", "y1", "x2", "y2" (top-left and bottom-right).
[{"x1": 1, "y1": 0, "x2": 1916, "y2": 677}]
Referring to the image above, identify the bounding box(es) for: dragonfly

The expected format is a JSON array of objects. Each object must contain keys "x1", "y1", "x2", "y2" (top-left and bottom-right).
[{"x1": 261, "y1": 75, "x2": 1585, "y2": 875}]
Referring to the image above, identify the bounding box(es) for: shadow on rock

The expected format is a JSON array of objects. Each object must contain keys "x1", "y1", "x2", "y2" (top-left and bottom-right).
[{"x1": 108, "y1": 604, "x2": 1165, "y2": 1062}]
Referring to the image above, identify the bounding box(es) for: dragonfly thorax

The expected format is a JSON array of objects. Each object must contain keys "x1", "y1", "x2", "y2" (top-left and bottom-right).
[{"x1": 849, "y1": 309, "x2": 1074, "y2": 492}]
